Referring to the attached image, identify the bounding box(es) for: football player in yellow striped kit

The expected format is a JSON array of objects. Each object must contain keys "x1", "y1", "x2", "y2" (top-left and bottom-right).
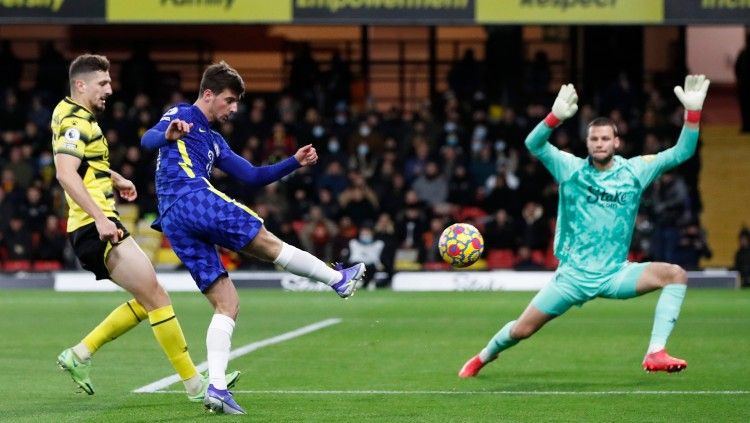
[{"x1": 52, "y1": 53, "x2": 237, "y2": 400}]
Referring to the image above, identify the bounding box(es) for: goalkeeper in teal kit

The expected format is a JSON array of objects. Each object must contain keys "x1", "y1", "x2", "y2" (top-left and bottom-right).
[{"x1": 459, "y1": 75, "x2": 710, "y2": 377}]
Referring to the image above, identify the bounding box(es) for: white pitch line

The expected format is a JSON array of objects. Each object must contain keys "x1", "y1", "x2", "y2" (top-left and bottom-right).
[
  {"x1": 148, "y1": 389, "x2": 750, "y2": 396},
  {"x1": 132, "y1": 318, "x2": 342, "y2": 393}
]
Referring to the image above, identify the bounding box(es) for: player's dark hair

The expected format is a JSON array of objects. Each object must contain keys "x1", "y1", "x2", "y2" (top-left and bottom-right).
[
  {"x1": 199, "y1": 61, "x2": 245, "y2": 98},
  {"x1": 69, "y1": 54, "x2": 110, "y2": 82},
  {"x1": 587, "y1": 117, "x2": 619, "y2": 137}
]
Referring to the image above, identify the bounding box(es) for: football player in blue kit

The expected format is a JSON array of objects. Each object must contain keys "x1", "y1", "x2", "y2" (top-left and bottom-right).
[{"x1": 142, "y1": 61, "x2": 365, "y2": 414}]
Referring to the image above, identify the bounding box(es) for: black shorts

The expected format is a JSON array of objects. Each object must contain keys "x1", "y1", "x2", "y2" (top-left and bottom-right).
[{"x1": 69, "y1": 218, "x2": 131, "y2": 280}]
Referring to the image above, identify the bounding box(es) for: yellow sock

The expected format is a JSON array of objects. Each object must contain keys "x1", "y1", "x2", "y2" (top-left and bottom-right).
[
  {"x1": 82, "y1": 299, "x2": 147, "y2": 354},
  {"x1": 148, "y1": 305, "x2": 199, "y2": 381}
]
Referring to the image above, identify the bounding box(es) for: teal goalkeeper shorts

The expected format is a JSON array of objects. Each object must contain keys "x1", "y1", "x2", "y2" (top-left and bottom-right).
[{"x1": 531, "y1": 262, "x2": 650, "y2": 316}]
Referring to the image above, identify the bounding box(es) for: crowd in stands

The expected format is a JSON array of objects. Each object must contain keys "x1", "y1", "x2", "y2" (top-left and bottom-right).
[{"x1": 0, "y1": 41, "x2": 722, "y2": 285}]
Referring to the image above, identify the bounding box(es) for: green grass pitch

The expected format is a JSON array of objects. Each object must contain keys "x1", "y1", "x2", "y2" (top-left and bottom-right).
[{"x1": 0, "y1": 289, "x2": 748, "y2": 422}]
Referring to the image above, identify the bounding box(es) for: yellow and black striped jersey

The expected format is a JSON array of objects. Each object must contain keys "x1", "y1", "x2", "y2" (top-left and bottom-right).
[{"x1": 51, "y1": 97, "x2": 116, "y2": 232}]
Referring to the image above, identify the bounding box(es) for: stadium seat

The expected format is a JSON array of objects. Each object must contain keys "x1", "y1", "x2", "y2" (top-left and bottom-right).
[
  {"x1": 545, "y1": 247, "x2": 559, "y2": 269},
  {"x1": 454, "y1": 206, "x2": 488, "y2": 231},
  {"x1": 531, "y1": 249, "x2": 546, "y2": 266},
  {"x1": 134, "y1": 234, "x2": 161, "y2": 262},
  {"x1": 395, "y1": 259, "x2": 422, "y2": 271},
  {"x1": 32, "y1": 260, "x2": 62, "y2": 272},
  {"x1": 546, "y1": 219, "x2": 559, "y2": 269},
  {"x1": 423, "y1": 261, "x2": 450, "y2": 271},
  {"x1": 292, "y1": 220, "x2": 305, "y2": 235},
  {"x1": 486, "y1": 249, "x2": 515, "y2": 269},
  {"x1": 394, "y1": 248, "x2": 421, "y2": 270},
  {"x1": 131, "y1": 219, "x2": 162, "y2": 262},
  {"x1": 155, "y1": 248, "x2": 181, "y2": 268},
  {"x1": 628, "y1": 251, "x2": 645, "y2": 262},
  {"x1": 3, "y1": 260, "x2": 32, "y2": 272},
  {"x1": 465, "y1": 258, "x2": 487, "y2": 270},
  {"x1": 117, "y1": 203, "x2": 139, "y2": 227}
]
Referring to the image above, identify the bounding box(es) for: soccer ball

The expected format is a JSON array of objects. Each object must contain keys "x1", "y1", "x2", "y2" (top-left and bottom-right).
[{"x1": 438, "y1": 223, "x2": 484, "y2": 268}]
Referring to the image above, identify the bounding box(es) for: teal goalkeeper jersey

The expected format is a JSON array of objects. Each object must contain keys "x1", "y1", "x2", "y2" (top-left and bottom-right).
[{"x1": 525, "y1": 122, "x2": 699, "y2": 279}]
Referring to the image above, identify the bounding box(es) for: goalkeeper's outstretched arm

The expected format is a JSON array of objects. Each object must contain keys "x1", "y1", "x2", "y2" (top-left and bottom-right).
[
  {"x1": 659, "y1": 74, "x2": 711, "y2": 167},
  {"x1": 525, "y1": 83, "x2": 578, "y2": 153}
]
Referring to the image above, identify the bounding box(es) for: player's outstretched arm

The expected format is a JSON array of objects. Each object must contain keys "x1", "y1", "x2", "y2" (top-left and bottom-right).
[
  {"x1": 637, "y1": 75, "x2": 710, "y2": 180},
  {"x1": 668, "y1": 75, "x2": 710, "y2": 162},
  {"x1": 216, "y1": 149, "x2": 302, "y2": 187},
  {"x1": 523, "y1": 84, "x2": 584, "y2": 182},
  {"x1": 525, "y1": 83, "x2": 579, "y2": 153},
  {"x1": 674, "y1": 74, "x2": 710, "y2": 130}
]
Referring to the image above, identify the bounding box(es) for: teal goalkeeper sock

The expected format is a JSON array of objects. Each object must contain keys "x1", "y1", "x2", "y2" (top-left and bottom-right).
[
  {"x1": 648, "y1": 284, "x2": 687, "y2": 353},
  {"x1": 481, "y1": 320, "x2": 520, "y2": 362}
]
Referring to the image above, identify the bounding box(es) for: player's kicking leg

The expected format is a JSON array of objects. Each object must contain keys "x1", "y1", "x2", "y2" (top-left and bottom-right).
[
  {"x1": 244, "y1": 227, "x2": 366, "y2": 299},
  {"x1": 635, "y1": 263, "x2": 689, "y2": 373}
]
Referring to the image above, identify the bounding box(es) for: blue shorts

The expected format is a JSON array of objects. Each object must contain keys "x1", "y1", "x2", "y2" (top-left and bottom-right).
[
  {"x1": 160, "y1": 187, "x2": 264, "y2": 292},
  {"x1": 531, "y1": 262, "x2": 650, "y2": 316}
]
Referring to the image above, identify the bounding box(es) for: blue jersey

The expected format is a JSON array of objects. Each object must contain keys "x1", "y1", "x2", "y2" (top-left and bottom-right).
[{"x1": 152, "y1": 103, "x2": 232, "y2": 215}]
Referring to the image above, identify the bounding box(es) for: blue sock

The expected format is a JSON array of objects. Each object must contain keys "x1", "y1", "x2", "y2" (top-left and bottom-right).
[
  {"x1": 648, "y1": 284, "x2": 687, "y2": 353},
  {"x1": 480, "y1": 320, "x2": 519, "y2": 362}
]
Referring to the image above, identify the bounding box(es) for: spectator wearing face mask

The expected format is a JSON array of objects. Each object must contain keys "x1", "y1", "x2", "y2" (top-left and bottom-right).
[
  {"x1": 330, "y1": 101, "x2": 353, "y2": 142},
  {"x1": 348, "y1": 139, "x2": 378, "y2": 179},
  {"x1": 318, "y1": 136, "x2": 348, "y2": 172},
  {"x1": 347, "y1": 113, "x2": 384, "y2": 157},
  {"x1": 346, "y1": 223, "x2": 385, "y2": 289},
  {"x1": 440, "y1": 109, "x2": 466, "y2": 151},
  {"x1": 298, "y1": 107, "x2": 328, "y2": 151}
]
